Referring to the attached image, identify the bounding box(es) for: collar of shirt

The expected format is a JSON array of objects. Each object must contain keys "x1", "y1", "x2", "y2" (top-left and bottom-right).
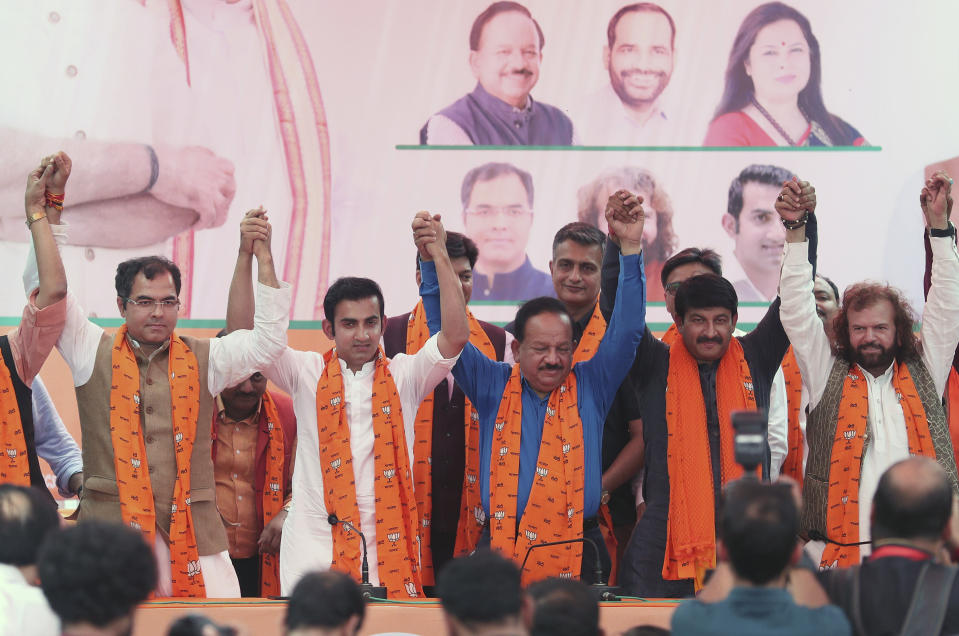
[
  {"x1": 475, "y1": 255, "x2": 540, "y2": 297},
  {"x1": 126, "y1": 333, "x2": 170, "y2": 363},
  {"x1": 860, "y1": 361, "x2": 896, "y2": 383},
  {"x1": 339, "y1": 355, "x2": 376, "y2": 379},
  {"x1": 869, "y1": 543, "x2": 933, "y2": 562},
  {"x1": 215, "y1": 394, "x2": 262, "y2": 426},
  {"x1": 472, "y1": 82, "x2": 533, "y2": 118},
  {"x1": 601, "y1": 82, "x2": 667, "y2": 127},
  {"x1": 726, "y1": 585, "x2": 792, "y2": 606}
]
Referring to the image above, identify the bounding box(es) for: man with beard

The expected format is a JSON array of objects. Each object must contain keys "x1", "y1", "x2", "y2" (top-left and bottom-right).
[
  {"x1": 603, "y1": 186, "x2": 818, "y2": 597},
  {"x1": 421, "y1": 1, "x2": 574, "y2": 146},
  {"x1": 779, "y1": 171, "x2": 959, "y2": 569},
  {"x1": 576, "y1": 3, "x2": 681, "y2": 146}
]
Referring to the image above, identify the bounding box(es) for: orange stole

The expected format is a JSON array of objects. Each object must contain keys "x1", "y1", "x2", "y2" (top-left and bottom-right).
[
  {"x1": 661, "y1": 323, "x2": 679, "y2": 346},
  {"x1": 571, "y1": 304, "x2": 606, "y2": 364},
  {"x1": 490, "y1": 366, "x2": 585, "y2": 584},
  {"x1": 109, "y1": 326, "x2": 206, "y2": 597},
  {"x1": 404, "y1": 301, "x2": 496, "y2": 584},
  {"x1": 947, "y1": 368, "x2": 959, "y2": 473},
  {"x1": 258, "y1": 392, "x2": 285, "y2": 596},
  {"x1": 820, "y1": 363, "x2": 936, "y2": 569},
  {"x1": 315, "y1": 348, "x2": 422, "y2": 598},
  {"x1": 663, "y1": 337, "x2": 756, "y2": 589},
  {"x1": 780, "y1": 347, "x2": 805, "y2": 488},
  {"x1": 0, "y1": 355, "x2": 29, "y2": 486}
]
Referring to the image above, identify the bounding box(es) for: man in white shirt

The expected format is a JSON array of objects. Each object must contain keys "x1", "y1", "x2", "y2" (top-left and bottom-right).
[
  {"x1": 778, "y1": 171, "x2": 959, "y2": 569},
  {"x1": 0, "y1": 484, "x2": 61, "y2": 636},
  {"x1": 228, "y1": 212, "x2": 469, "y2": 597}
]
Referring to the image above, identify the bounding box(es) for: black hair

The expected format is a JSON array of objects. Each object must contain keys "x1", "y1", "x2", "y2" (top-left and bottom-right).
[
  {"x1": 0, "y1": 484, "x2": 60, "y2": 566},
  {"x1": 167, "y1": 614, "x2": 237, "y2": 636},
  {"x1": 513, "y1": 296, "x2": 573, "y2": 342},
  {"x1": 720, "y1": 480, "x2": 798, "y2": 585},
  {"x1": 322, "y1": 277, "x2": 386, "y2": 327},
  {"x1": 437, "y1": 549, "x2": 523, "y2": 629},
  {"x1": 528, "y1": 577, "x2": 600, "y2": 636},
  {"x1": 674, "y1": 274, "x2": 738, "y2": 321},
  {"x1": 115, "y1": 255, "x2": 182, "y2": 308},
  {"x1": 607, "y1": 2, "x2": 676, "y2": 49},
  {"x1": 38, "y1": 521, "x2": 157, "y2": 628},
  {"x1": 414, "y1": 231, "x2": 480, "y2": 271},
  {"x1": 285, "y1": 571, "x2": 366, "y2": 632},
  {"x1": 552, "y1": 221, "x2": 606, "y2": 253},
  {"x1": 622, "y1": 627, "x2": 671, "y2": 636},
  {"x1": 461, "y1": 162, "x2": 534, "y2": 209},
  {"x1": 470, "y1": 2, "x2": 545, "y2": 51},
  {"x1": 817, "y1": 273, "x2": 840, "y2": 304},
  {"x1": 727, "y1": 164, "x2": 796, "y2": 222},
  {"x1": 872, "y1": 457, "x2": 953, "y2": 543},
  {"x1": 660, "y1": 247, "x2": 723, "y2": 287}
]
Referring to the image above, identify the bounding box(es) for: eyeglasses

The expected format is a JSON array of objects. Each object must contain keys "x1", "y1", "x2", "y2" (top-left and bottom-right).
[
  {"x1": 124, "y1": 297, "x2": 181, "y2": 311},
  {"x1": 464, "y1": 205, "x2": 531, "y2": 221},
  {"x1": 664, "y1": 281, "x2": 683, "y2": 296}
]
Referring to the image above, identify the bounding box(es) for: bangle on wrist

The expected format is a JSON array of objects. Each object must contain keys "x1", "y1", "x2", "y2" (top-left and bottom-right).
[
  {"x1": 26, "y1": 210, "x2": 47, "y2": 227},
  {"x1": 142, "y1": 144, "x2": 159, "y2": 193},
  {"x1": 781, "y1": 210, "x2": 810, "y2": 230}
]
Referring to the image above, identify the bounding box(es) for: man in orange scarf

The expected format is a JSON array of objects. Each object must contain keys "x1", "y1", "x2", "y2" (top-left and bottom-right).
[
  {"x1": 227, "y1": 212, "x2": 470, "y2": 598},
  {"x1": 417, "y1": 194, "x2": 647, "y2": 583},
  {"x1": 1, "y1": 154, "x2": 69, "y2": 503},
  {"x1": 607, "y1": 187, "x2": 819, "y2": 597},
  {"x1": 40, "y1": 200, "x2": 291, "y2": 597},
  {"x1": 382, "y1": 232, "x2": 512, "y2": 585},
  {"x1": 780, "y1": 171, "x2": 959, "y2": 570}
]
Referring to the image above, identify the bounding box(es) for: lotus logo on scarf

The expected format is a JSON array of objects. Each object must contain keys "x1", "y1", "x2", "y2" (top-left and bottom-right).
[
  {"x1": 843, "y1": 430, "x2": 856, "y2": 440},
  {"x1": 422, "y1": 517, "x2": 430, "y2": 527},
  {"x1": 175, "y1": 432, "x2": 183, "y2": 444},
  {"x1": 559, "y1": 571, "x2": 573, "y2": 579},
  {"x1": 387, "y1": 531, "x2": 401, "y2": 544},
  {"x1": 5, "y1": 448, "x2": 16, "y2": 459},
  {"x1": 383, "y1": 468, "x2": 396, "y2": 480},
  {"x1": 185, "y1": 497, "x2": 192, "y2": 506},
  {"x1": 847, "y1": 372, "x2": 859, "y2": 381},
  {"x1": 562, "y1": 443, "x2": 571, "y2": 455},
  {"x1": 133, "y1": 393, "x2": 140, "y2": 405},
  {"x1": 560, "y1": 385, "x2": 567, "y2": 393},
  {"x1": 546, "y1": 407, "x2": 556, "y2": 417},
  {"x1": 494, "y1": 510, "x2": 505, "y2": 520},
  {"x1": 568, "y1": 507, "x2": 575, "y2": 519},
  {"x1": 381, "y1": 405, "x2": 391, "y2": 415},
  {"x1": 267, "y1": 421, "x2": 275, "y2": 432},
  {"x1": 525, "y1": 530, "x2": 538, "y2": 541},
  {"x1": 130, "y1": 458, "x2": 141, "y2": 469},
  {"x1": 427, "y1": 456, "x2": 432, "y2": 465},
  {"x1": 842, "y1": 496, "x2": 848, "y2": 504},
  {"x1": 471, "y1": 411, "x2": 480, "y2": 421},
  {"x1": 405, "y1": 581, "x2": 418, "y2": 597},
  {"x1": 536, "y1": 466, "x2": 549, "y2": 478},
  {"x1": 474, "y1": 506, "x2": 486, "y2": 524},
  {"x1": 896, "y1": 391, "x2": 904, "y2": 402},
  {"x1": 495, "y1": 420, "x2": 505, "y2": 432},
  {"x1": 129, "y1": 521, "x2": 141, "y2": 530},
  {"x1": 270, "y1": 481, "x2": 280, "y2": 493},
  {"x1": 499, "y1": 446, "x2": 509, "y2": 457},
  {"x1": 171, "y1": 503, "x2": 178, "y2": 514},
  {"x1": 187, "y1": 560, "x2": 201, "y2": 577},
  {"x1": 743, "y1": 381, "x2": 754, "y2": 392},
  {"x1": 467, "y1": 473, "x2": 476, "y2": 485},
  {"x1": 330, "y1": 458, "x2": 341, "y2": 470},
  {"x1": 330, "y1": 396, "x2": 342, "y2": 407}
]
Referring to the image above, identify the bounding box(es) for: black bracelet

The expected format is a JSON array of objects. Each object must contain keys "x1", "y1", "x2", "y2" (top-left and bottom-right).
[
  {"x1": 781, "y1": 210, "x2": 810, "y2": 230},
  {"x1": 929, "y1": 222, "x2": 956, "y2": 238},
  {"x1": 142, "y1": 144, "x2": 159, "y2": 193}
]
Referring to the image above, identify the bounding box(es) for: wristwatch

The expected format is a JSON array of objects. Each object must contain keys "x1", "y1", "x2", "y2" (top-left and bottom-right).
[
  {"x1": 930, "y1": 222, "x2": 956, "y2": 238},
  {"x1": 600, "y1": 490, "x2": 610, "y2": 505}
]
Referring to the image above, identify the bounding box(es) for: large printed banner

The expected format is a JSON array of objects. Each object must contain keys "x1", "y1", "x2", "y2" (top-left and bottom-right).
[{"x1": 0, "y1": 0, "x2": 956, "y2": 495}]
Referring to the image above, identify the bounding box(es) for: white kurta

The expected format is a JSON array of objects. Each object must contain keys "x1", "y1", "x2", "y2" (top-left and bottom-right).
[
  {"x1": 781, "y1": 236, "x2": 959, "y2": 560},
  {"x1": 271, "y1": 336, "x2": 459, "y2": 594}
]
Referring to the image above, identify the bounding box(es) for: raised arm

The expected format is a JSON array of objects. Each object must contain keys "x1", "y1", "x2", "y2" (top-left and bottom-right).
[
  {"x1": 918, "y1": 171, "x2": 959, "y2": 395},
  {"x1": 412, "y1": 211, "x2": 469, "y2": 359},
  {"x1": 225, "y1": 208, "x2": 268, "y2": 332},
  {"x1": 26, "y1": 154, "x2": 68, "y2": 308}
]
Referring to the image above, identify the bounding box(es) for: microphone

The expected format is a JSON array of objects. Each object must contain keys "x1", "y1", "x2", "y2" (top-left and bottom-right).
[
  {"x1": 328, "y1": 513, "x2": 388, "y2": 600},
  {"x1": 520, "y1": 537, "x2": 620, "y2": 602},
  {"x1": 808, "y1": 530, "x2": 870, "y2": 547}
]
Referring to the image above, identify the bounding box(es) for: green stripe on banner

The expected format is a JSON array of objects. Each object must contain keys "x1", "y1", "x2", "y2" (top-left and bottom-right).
[{"x1": 395, "y1": 145, "x2": 882, "y2": 152}]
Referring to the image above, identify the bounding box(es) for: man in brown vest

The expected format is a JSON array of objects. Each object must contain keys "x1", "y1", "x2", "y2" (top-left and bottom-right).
[
  {"x1": 37, "y1": 198, "x2": 291, "y2": 597},
  {"x1": 779, "y1": 171, "x2": 959, "y2": 570}
]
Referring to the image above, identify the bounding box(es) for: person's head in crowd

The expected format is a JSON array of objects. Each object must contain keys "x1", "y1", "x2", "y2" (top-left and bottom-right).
[
  {"x1": 214, "y1": 329, "x2": 268, "y2": 420},
  {"x1": 813, "y1": 273, "x2": 841, "y2": 341},
  {"x1": 712, "y1": 2, "x2": 857, "y2": 145},
  {"x1": 284, "y1": 571, "x2": 366, "y2": 636},
  {"x1": 38, "y1": 521, "x2": 156, "y2": 636},
  {"x1": 415, "y1": 231, "x2": 479, "y2": 304},
  {"x1": 115, "y1": 256, "x2": 183, "y2": 348},
  {"x1": 604, "y1": 3, "x2": 676, "y2": 115},
  {"x1": 511, "y1": 296, "x2": 574, "y2": 396},
  {"x1": 462, "y1": 162, "x2": 535, "y2": 277},
  {"x1": 167, "y1": 614, "x2": 238, "y2": 636},
  {"x1": 469, "y1": 2, "x2": 545, "y2": 109},
  {"x1": 438, "y1": 549, "x2": 532, "y2": 636},
  {"x1": 722, "y1": 164, "x2": 795, "y2": 298},
  {"x1": 660, "y1": 248, "x2": 723, "y2": 323},
  {"x1": 0, "y1": 484, "x2": 60, "y2": 584},
  {"x1": 622, "y1": 627, "x2": 670, "y2": 636},
  {"x1": 321, "y1": 277, "x2": 387, "y2": 373},
  {"x1": 832, "y1": 282, "x2": 919, "y2": 378},
  {"x1": 577, "y1": 166, "x2": 677, "y2": 264},
  {"x1": 719, "y1": 479, "x2": 800, "y2": 587},
  {"x1": 674, "y1": 274, "x2": 738, "y2": 362},
  {"x1": 871, "y1": 456, "x2": 954, "y2": 550},
  {"x1": 527, "y1": 577, "x2": 603, "y2": 636},
  {"x1": 549, "y1": 222, "x2": 606, "y2": 322}
]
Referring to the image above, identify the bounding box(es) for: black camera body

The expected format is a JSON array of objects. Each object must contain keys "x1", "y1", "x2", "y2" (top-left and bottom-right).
[{"x1": 731, "y1": 410, "x2": 768, "y2": 474}]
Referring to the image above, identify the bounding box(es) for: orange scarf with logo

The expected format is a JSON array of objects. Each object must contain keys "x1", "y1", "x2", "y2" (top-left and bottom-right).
[
  {"x1": 663, "y1": 337, "x2": 756, "y2": 589},
  {"x1": 110, "y1": 325, "x2": 206, "y2": 597},
  {"x1": 490, "y1": 365, "x2": 585, "y2": 584},
  {"x1": 661, "y1": 323, "x2": 679, "y2": 346},
  {"x1": 315, "y1": 347, "x2": 422, "y2": 598},
  {"x1": 404, "y1": 301, "x2": 495, "y2": 584},
  {"x1": 258, "y1": 391, "x2": 285, "y2": 596},
  {"x1": 0, "y1": 353, "x2": 29, "y2": 486},
  {"x1": 779, "y1": 347, "x2": 805, "y2": 488},
  {"x1": 820, "y1": 362, "x2": 935, "y2": 569},
  {"x1": 947, "y1": 368, "x2": 959, "y2": 472},
  {"x1": 572, "y1": 303, "x2": 606, "y2": 365}
]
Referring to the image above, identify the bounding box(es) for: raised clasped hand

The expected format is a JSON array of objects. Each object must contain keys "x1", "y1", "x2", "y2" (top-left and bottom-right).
[
  {"x1": 605, "y1": 189, "x2": 645, "y2": 248},
  {"x1": 775, "y1": 177, "x2": 816, "y2": 222},
  {"x1": 921, "y1": 170, "x2": 953, "y2": 229}
]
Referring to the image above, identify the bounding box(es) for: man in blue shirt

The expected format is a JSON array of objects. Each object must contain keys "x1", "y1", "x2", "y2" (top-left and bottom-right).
[
  {"x1": 671, "y1": 479, "x2": 850, "y2": 636},
  {"x1": 415, "y1": 191, "x2": 645, "y2": 581}
]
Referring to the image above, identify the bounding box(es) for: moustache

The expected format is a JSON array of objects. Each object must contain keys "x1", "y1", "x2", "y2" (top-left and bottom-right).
[
  {"x1": 620, "y1": 69, "x2": 666, "y2": 80},
  {"x1": 508, "y1": 68, "x2": 534, "y2": 77},
  {"x1": 539, "y1": 363, "x2": 564, "y2": 372},
  {"x1": 696, "y1": 336, "x2": 723, "y2": 345}
]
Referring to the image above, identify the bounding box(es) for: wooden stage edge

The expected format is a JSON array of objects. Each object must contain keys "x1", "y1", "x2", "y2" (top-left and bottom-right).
[{"x1": 134, "y1": 598, "x2": 678, "y2": 635}]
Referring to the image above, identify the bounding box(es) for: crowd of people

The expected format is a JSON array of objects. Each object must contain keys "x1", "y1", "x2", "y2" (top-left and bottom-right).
[{"x1": 1, "y1": 142, "x2": 957, "y2": 636}]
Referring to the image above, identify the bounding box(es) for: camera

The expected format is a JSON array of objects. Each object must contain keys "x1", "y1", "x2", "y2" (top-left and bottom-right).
[{"x1": 731, "y1": 410, "x2": 768, "y2": 475}]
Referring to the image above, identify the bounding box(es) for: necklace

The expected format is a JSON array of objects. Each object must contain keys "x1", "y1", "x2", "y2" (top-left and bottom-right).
[{"x1": 750, "y1": 96, "x2": 808, "y2": 146}]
